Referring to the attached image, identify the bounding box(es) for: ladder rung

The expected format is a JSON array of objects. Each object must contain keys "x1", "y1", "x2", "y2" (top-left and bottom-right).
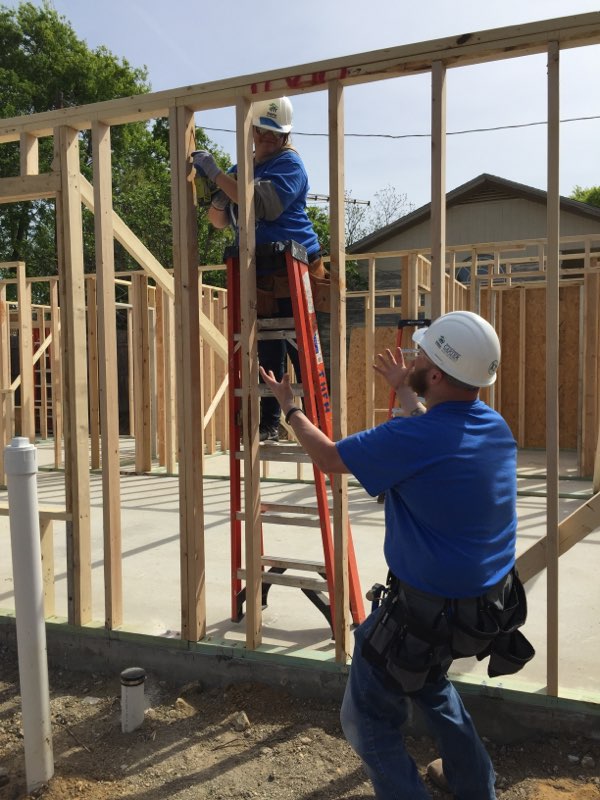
[
  {"x1": 234, "y1": 384, "x2": 303, "y2": 398},
  {"x1": 261, "y1": 556, "x2": 326, "y2": 572},
  {"x1": 236, "y1": 511, "x2": 322, "y2": 528},
  {"x1": 237, "y1": 568, "x2": 328, "y2": 592},
  {"x1": 232, "y1": 329, "x2": 298, "y2": 342},
  {"x1": 235, "y1": 445, "x2": 313, "y2": 463},
  {"x1": 258, "y1": 317, "x2": 295, "y2": 330},
  {"x1": 257, "y1": 330, "x2": 298, "y2": 342},
  {"x1": 260, "y1": 502, "x2": 329, "y2": 515}
]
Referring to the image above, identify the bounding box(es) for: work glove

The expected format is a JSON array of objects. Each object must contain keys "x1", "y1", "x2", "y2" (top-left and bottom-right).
[
  {"x1": 192, "y1": 150, "x2": 221, "y2": 182},
  {"x1": 211, "y1": 190, "x2": 229, "y2": 211}
]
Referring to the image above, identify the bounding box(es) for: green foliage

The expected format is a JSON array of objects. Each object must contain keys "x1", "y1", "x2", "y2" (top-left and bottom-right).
[
  {"x1": 346, "y1": 261, "x2": 368, "y2": 291},
  {"x1": 570, "y1": 185, "x2": 600, "y2": 208},
  {"x1": 306, "y1": 205, "x2": 330, "y2": 253},
  {"x1": 0, "y1": 1, "x2": 232, "y2": 299}
]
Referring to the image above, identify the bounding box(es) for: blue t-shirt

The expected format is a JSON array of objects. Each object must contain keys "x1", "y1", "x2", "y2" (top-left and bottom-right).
[
  {"x1": 336, "y1": 400, "x2": 517, "y2": 598},
  {"x1": 231, "y1": 149, "x2": 320, "y2": 260}
]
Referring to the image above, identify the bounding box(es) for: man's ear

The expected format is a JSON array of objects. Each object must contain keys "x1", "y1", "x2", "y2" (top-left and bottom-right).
[{"x1": 428, "y1": 367, "x2": 444, "y2": 385}]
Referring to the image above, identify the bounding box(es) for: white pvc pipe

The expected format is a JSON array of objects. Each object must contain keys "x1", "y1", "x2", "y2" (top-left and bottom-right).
[
  {"x1": 5, "y1": 437, "x2": 54, "y2": 791},
  {"x1": 121, "y1": 667, "x2": 146, "y2": 732}
]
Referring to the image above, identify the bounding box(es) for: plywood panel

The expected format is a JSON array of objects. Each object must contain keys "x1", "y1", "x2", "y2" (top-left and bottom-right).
[
  {"x1": 558, "y1": 286, "x2": 580, "y2": 448},
  {"x1": 498, "y1": 290, "x2": 522, "y2": 440},
  {"x1": 524, "y1": 288, "x2": 547, "y2": 446},
  {"x1": 522, "y1": 285, "x2": 579, "y2": 448},
  {"x1": 347, "y1": 325, "x2": 397, "y2": 434}
]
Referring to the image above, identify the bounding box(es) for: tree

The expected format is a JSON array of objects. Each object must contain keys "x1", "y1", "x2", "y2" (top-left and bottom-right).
[
  {"x1": 570, "y1": 185, "x2": 600, "y2": 208},
  {"x1": 0, "y1": 1, "x2": 232, "y2": 297},
  {"x1": 308, "y1": 185, "x2": 414, "y2": 291},
  {"x1": 368, "y1": 184, "x2": 413, "y2": 231}
]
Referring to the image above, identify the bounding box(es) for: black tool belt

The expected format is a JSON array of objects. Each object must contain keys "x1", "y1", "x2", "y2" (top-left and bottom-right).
[{"x1": 362, "y1": 568, "x2": 535, "y2": 694}]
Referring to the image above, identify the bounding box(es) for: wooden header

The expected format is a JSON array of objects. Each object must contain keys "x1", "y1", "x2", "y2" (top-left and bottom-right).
[{"x1": 0, "y1": 12, "x2": 598, "y2": 143}]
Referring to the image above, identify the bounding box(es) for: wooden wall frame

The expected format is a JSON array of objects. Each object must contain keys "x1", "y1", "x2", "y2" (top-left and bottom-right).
[{"x1": 0, "y1": 12, "x2": 599, "y2": 691}]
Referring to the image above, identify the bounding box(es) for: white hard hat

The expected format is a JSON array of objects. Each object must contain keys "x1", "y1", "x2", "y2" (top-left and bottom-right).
[
  {"x1": 412, "y1": 311, "x2": 500, "y2": 387},
  {"x1": 252, "y1": 97, "x2": 293, "y2": 134}
]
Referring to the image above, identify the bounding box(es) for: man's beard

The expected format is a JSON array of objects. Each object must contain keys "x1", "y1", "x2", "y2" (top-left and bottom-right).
[{"x1": 408, "y1": 366, "x2": 430, "y2": 396}]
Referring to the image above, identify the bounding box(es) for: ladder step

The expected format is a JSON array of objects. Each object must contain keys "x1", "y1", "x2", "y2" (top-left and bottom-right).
[
  {"x1": 261, "y1": 556, "x2": 326, "y2": 572},
  {"x1": 234, "y1": 384, "x2": 303, "y2": 398},
  {"x1": 261, "y1": 501, "x2": 328, "y2": 515},
  {"x1": 233, "y1": 329, "x2": 298, "y2": 342},
  {"x1": 258, "y1": 317, "x2": 295, "y2": 330},
  {"x1": 235, "y1": 444, "x2": 313, "y2": 463},
  {"x1": 236, "y1": 510, "x2": 322, "y2": 528},
  {"x1": 237, "y1": 568, "x2": 328, "y2": 592}
]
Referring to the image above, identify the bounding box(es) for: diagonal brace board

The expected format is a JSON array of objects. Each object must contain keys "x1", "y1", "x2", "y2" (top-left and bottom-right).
[
  {"x1": 517, "y1": 491, "x2": 600, "y2": 583},
  {"x1": 79, "y1": 176, "x2": 227, "y2": 362}
]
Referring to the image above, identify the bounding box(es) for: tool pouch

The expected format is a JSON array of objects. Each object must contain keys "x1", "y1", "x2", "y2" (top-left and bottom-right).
[
  {"x1": 256, "y1": 274, "x2": 277, "y2": 317},
  {"x1": 310, "y1": 274, "x2": 331, "y2": 313},
  {"x1": 257, "y1": 288, "x2": 277, "y2": 316},
  {"x1": 308, "y1": 257, "x2": 331, "y2": 313},
  {"x1": 450, "y1": 598, "x2": 499, "y2": 658},
  {"x1": 362, "y1": 584, "x2": 451, "y2": 694},
  {"x1": 476, "y1": 570, "x2": 535, "y2": 677},
  {"x1": 273, "y1": 272, "x2": 291, "y2": 299}
]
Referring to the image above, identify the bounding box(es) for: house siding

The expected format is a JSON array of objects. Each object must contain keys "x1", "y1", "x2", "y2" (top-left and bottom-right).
[{"x1": 357, "y1": 198, "x2": 600, "y2": 256}]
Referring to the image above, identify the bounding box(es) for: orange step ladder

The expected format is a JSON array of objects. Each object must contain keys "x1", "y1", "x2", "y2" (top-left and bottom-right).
[{"x1": 225, "y1": 240, "x2": 365, "y2": 633}]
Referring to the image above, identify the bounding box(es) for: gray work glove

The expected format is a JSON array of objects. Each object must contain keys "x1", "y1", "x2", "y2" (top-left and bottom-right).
[
  {"x1": 211, "y1": 190, "x2": 229, "y2": 211},
  {"x1": 192, "y1": 150, "x2": 221, "y2": 182}
]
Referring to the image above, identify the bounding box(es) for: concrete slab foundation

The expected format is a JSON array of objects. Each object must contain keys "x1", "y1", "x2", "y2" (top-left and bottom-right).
[{"x1": 1, "y1": 440, "x2": 599, "y2": 742}]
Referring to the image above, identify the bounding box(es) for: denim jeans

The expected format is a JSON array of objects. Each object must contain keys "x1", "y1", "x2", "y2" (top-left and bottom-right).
[{"x1": 340, "y1": 611, "x2": 497, "y2": 800}]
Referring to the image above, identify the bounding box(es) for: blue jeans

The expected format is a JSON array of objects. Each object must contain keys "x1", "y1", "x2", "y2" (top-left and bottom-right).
[{"x1": 340, "y1": 611, "x2": 497, "y2": 800}]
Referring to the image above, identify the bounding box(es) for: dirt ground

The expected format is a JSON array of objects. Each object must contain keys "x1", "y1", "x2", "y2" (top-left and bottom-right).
[{"x1": 0, "y1": 644, "x2": 598, "y2": 800}]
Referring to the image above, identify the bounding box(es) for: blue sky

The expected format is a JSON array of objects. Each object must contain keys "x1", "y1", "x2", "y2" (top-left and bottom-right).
[{"x1": 6, "y1": 0, "x2": 600, "y2": 210}]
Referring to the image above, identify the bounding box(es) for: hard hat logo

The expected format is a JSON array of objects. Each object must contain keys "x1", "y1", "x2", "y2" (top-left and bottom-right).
[
  {"x1": 252, "y1": 97, "x2": 293, "y2": 134},
  {"x1": 434, "y1": 335, "x2": 461, "y2": 362},
  {"x1": 488, "y1": 360, "x2": 499, "y2": 375}
]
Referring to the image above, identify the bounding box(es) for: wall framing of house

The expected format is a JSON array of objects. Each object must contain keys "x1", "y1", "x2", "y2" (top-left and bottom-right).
[{"x1": 1, "y1": 12, "x2": 599, "y2": 698}]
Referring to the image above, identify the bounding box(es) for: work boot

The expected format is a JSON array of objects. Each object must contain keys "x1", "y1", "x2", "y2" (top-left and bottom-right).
[
  {"x1": 427, "y1": 759, "x2": 451, "y2": 793},
  {"x1": 259, "y1": 424, "x2": 279, "y2": 444}
]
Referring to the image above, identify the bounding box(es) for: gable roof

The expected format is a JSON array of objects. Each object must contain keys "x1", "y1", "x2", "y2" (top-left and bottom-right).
[{"x1": 348, "y1": 173, "x2": 600, "y2": 253}]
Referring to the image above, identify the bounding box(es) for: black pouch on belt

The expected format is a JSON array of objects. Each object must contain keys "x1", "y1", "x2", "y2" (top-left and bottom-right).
[
  {"x1": 484, "y1": 570, "x2": 535, "y2": 677},
  {"x1": 362, "y1": 582, "x2": 451, "y2": 693},
  {"x1": 361, "y1": 592, "x2": 405, "y2": 672},
  {"x1": 451, "y1": 597, "x2": 499, "y2": 658}
]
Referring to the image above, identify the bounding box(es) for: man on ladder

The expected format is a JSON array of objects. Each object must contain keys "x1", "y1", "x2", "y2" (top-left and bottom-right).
[
  {"x1": 193, "y1": 95, "x2": 329, "y2": 442},
  {"x1": 193, "y1": 96, "x2": 360, "y2": 631},
  {"x1": 261, "y1": 310, "x2": 533, "y2": 800}
]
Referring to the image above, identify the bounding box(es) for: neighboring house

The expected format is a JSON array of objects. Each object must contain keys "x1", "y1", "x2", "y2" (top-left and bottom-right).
[{"x1": 348, "y1": 173, "x2": 600, "y2": 285}]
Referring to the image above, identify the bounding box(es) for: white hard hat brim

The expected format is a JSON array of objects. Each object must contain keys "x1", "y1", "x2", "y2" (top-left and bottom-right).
[
  {"x1": 412, "y1": 328, "x2": 426, "y2": 345},
  {"x1": 412, "y1": 326, "x2": 436, "y2": 364},
  {"x1": 254, "y1": 119, "x2": 292, "y2": 134}
]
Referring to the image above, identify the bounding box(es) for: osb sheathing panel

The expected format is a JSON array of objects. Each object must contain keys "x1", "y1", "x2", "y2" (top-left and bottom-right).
[
  {"x1": 500, "y1": 286, "x2": 579, "y2": 448},
  {"x1": 558, "y1": 286, "x2": 580, "y2": 448},
  {"x1": 347, "y1": 326, "x2": 397, "y2": 435},
  {"x1": 524, "y1": 289, "x2": 549, "y2": 446},
  {"x1": 498, "y1": 290, "x2": 522, "y2": 440}
]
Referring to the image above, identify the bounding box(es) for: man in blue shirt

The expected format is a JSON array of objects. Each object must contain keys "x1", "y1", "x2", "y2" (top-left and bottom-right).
[
  {"x1": 260, "y1": 310, "x2": 533, "y2": 800},
  {"x1": 195, "y1": 97, "x2": 328, "y2": 443}
]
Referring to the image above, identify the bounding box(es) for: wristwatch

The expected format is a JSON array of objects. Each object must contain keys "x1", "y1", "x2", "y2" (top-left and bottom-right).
[{"x1": 410, "y1": 407, "x2": 425, "y2": 417}]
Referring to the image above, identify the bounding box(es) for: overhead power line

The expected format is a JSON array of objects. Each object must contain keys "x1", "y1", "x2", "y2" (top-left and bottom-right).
[
  {"x1": 307, "y1": 193, "x2": 370, "y2": 205},
  {"x1": 203, "y1": 114, "x2": 599, "y2": 141}
]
